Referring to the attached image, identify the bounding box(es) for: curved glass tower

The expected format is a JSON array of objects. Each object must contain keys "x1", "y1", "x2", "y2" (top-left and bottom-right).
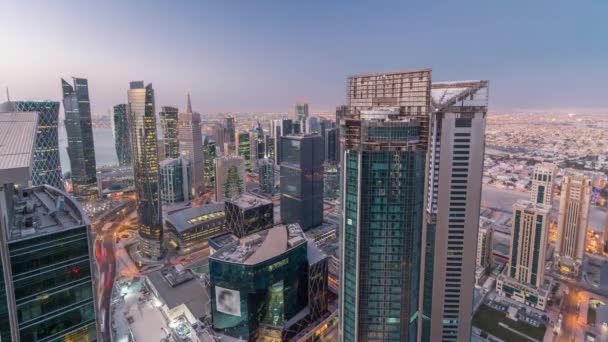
[
  {"x1": 62, "y1": 77, "x2": 98, "y2": 199},
  {"x1": 128, "y1": 81, "x2": 164, "y2": 259},
  {"x1": 113, "y1": 104, "x2": 132, "y2": 166}
]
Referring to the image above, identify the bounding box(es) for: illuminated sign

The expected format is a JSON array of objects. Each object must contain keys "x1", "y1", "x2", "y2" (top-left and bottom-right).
[{"x1": 216, "y1": 286, "x2": 241, "y2": 317}]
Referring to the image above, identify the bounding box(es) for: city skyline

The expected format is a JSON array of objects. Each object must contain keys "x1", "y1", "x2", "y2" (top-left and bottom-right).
[{"x1": 2, "y1": 1, "x2": 607, "y2": 115}]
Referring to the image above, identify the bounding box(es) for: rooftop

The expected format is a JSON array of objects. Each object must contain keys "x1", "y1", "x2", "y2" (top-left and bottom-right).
[
  {"x1": 7, "y1": 185, "x2": 88, "y2": 241},
  {"x1": 0, "y1": 112, "x2": 38, "y2": 184},
  {"x1": 513, "y1": 199, "x2": 552, "y2": 215},
  {"x1": 147, "y1": 266, "x2": 208, "y2": 319},
  {"x1": 165, "y1": 202, "x2": 225, "y2": 233},
  {"x1": 431, "y1": 80, "x2": 488, "y2": 110},
  {"x1": 211, "y1": 223, "x2": 306, "y2": 265},
  {"x1": 227, "y1": 193, "x2": 272, "y2": 210}
]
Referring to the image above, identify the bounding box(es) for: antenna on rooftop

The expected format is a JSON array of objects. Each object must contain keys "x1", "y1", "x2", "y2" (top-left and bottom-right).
[{"x1": 6, "y1": 86, "x2": 10, "y2": 102}]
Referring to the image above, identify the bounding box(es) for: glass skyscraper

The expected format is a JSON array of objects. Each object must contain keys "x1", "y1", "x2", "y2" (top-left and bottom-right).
[
  {"x1": 128, "y1": 81, "x2": 164, "y2": 259},
  {"x1": 203, "y1": 136, "x2": 217, "y2": 189},
  {"x1": 339, "y1": 70, "x2": 431, "y2": 342},
  {"x1": 237, "y1": 131, "x2": 252, "y2": 172},
  {"x1": 279, "y1": 134, "x2": 324, "y2": 231},
  {"x1": 159, "y1": 106, "x2": 180, "y2": 159},
  {"x1": 113, "y1": 104, "x2": 132, "y2": 166},
  {"x1": 61, "y1": 77, "x2": 98, "y2": 199},
  {"x1": 295, "y1": 100, "x2": 309, "y2": 122},
  {"x1": 0, "y1": 100, "x2": 63, "y2": 189}
]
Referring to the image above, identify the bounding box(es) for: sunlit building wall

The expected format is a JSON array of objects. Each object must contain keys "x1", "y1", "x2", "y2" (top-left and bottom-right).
[{"x1": 530, "y1": 163, "x2": 556, "y2": 205}]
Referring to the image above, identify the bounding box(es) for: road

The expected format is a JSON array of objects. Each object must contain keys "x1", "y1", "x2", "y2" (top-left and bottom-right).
[{"x1": 97, "y1": 223, "x2": 118, "y2": 341}]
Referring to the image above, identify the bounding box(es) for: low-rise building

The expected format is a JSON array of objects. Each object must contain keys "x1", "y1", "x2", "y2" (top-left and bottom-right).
[
  {"x1": 165, "y1": 203, "x2": 226, "y2": 251},
  {"x1": 224, "y1": 194, "x2": 273, "y2": 238}
]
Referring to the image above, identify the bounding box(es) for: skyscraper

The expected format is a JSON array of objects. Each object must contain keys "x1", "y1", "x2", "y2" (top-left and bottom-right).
[
  {"x1": 203, "y1": 136, "x2": 217, "y2": 189},
  {"x1": 555, "y1": 173, "x2": 592, "y2": 276},
  {"x1": 340, "y1": 69, "x2": 431, "y2": 342},
  {"x1": 258, "y1": 158, "x2": 275, "y2": 194},
  {"x1": 496, "y1": 200, "x2": 551, "y2": 310},
  {"x1": 0, "y1": 112, "x2": 99, "y2": 341},
  {"x1": 237, "y1": 131, "x2": 252, "y2": 172},
  {"x1": 530, "y1": 163, "x2": 557, "y2": 205},
  {"x1": 225, "y1": 116, "x2": 236, "y2": 154},
  {"x1": 270, "y1": 119, "x2": 294, "y2": 164},
  {"x1": 128, "y1": 81, "x2": 163, "y2": 259},
  {"x1": 61, "y1": 77, "x2": 98, "y2": 199},
  {"x1": 159, "y1": 157, "x2": 191, "y2": 204},
  {"x1": 420, "y1": 81, "x2": 488, "y2": 341},
  {"x1": 214, "y1": 155, "x2": 245, "y2": 201},
  {"x1": 159, "y1": 106, "x2": 180, "y2": 159},
  {"x1": 113, "y1": 104, "x2": 132, "y2": 166},
  {"x1": 476, "y1": 226, "x2": 493, "y2": 272},
  {"x1": 0, "y1": 100, "x2": 63, "y2": 189},
  {"x1": 296, "y1": 100, "x2": 309, "y2": 122},
  {"x1": 178, "y1": 94, "x2": 204, "y2": 196},
  {"x1": 280, "y1": 134, "x2": 324, "y2": 231}
]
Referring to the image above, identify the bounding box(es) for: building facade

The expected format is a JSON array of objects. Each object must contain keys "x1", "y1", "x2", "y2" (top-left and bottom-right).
[
  {"x1": 178, "y1": 95, "x2": 205, "y2": 196},
  {"x1": 340, "y1": 69, "x2": 431, "y2": 342},
  {"x1": 296, "y1": 100, "x2": 309, "y2": 122},
  {"x1": 224, "y1": 116, "x2": 236, "y2": 154},
  {"x1": 159, "y1": 106, "x2": 180, "y2": 159},
  {"x1": 61, "y1": 77, "x2": 98, "y2": 200},
  {"x1": 203, "y1": 136, "x2": 217, "y2": 190},
  {"x1": 280, "y1": 134, "x2": 324, "y2": 231},
  {"x1": 214, "y1": 155, "x2": 245, "y2": 201},
  {"x1": 0, "y1": 101, "x2": 63, "y2": 189},
  {"x1": 159, "y1": 157, "x2": 191, "y2": 204},
  {"x1": 496, "y1": 200, "x2": 551, "y2": 310},
  {"x1": 270, "y1": 119, "x2": 294, "y2": 165},
  {"x1": 420, "y1": 81, "x2": 488, "y2": 341},
  {"x1": 258, "y1": 158, "x2": 275, "y2": 194},
  {"x1": 128, "y1": 81, "x2": 164, "y2": 259},
  {"x1": 165, "y1": 203, "x2": 227, "y2": 251},
  {"x1": 476, "y1": 226, "x2": 494, "y2": 272},
  {"x1": 113, "y1": 104, "x2": 132, "y2": 166},
  {"x1": 530, "y1": 163, "x2": 556, "y2": 205},
  {"x1": 555, "y1": 173, "x2": 592, "y2": 276},
  {"x1": 225, "y1": 194, "x2": 274, "y2": 238},
  {"x1": 237, "y1": 131, "x2": 252, "y2": 172}
]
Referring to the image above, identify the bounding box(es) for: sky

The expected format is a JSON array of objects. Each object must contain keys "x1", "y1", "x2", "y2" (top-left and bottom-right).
[{"x1": 1, "y1": 0, "x2": 607, "y2": 115}]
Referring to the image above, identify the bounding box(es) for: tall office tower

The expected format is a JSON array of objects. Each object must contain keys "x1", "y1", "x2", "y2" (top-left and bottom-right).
[
  {"x1": 0, "y1": 111, "x2": 99, "y2": 341},
  {"x1": 237, "y1": 131, "x2": 252, "y2": 172},
  {"x1": 113, "y1": 104, "x2": 132, "y2": 166},
  {"x1": 280, "y1": 134, "x2": 324, "y2": 231},
  {"x1": 339, "y1": 69, "x2": 431, "y2": 342},
  {"x1": 476, "y1": 226, "x2": 493, "y2": 271},
  {"x1": 212, "y1": 123, "x2": 226, "y2": 155},
  {"x1": 214, "y1": 155, "x2": 245, "y2": 201},
  {"x1": 335, "y1": 104, "x2": 348, "y2": 125},
  {"x1": 157, "y1": 138, "x2": 166, "y2": 162},
  {"x1": 0, "y1": 100, "x2": 63, "y2": 189},
  {"x1": 61, "y1": 77, "x2": 98, "y2": 200},
  {"x1": 419, "y1": 81, "x2": 488, "y2": 341},
  {"x1": 265, "y1": 136, "x2": 275, "y2": 161},
  {"x1": 203, "y1": 136, "x2": 217, "y2": 189},
  {"x1": 304, "y1": 116, "x2": 320, "y2": 133},
  {"x1": 530, "y1": 163, "x2": 557, "y2": 205},
  {"x1": 258, "y1": 158, "x2": 275, "y2": 194},
  {"x1": 159, "y1": 157, "x2": 191, "y2": 204},
  {"x1": 323, "y1": 126, "x2": 339, "y2": 164},
  {"x1": 296, "y1": 99, "x2": 309, "y2": 122},
  {"x1": 555, "y1": 173, "x2": 592, "y2": 276},
  {"x1": 178, "y1": 94, "x2": 205, "y2": 196},
  {"x1": 496, "y1": 200, "x2": 552, "y2": 310},
  {"x1": 270, "y1": 119, "x2": 294, "y2": 164},
  {"x1": 128, "y1": 81, "x2": 164, "y2": 260},
  {"x1": 224, "y1": 194, "x2": 274, "y2": 237},
  {"x1": 159, "y1": 106, "x2": 180, "y2": 159},
  {"x1": 224, "y1": 116, "x2": 236, "y2": 154}
]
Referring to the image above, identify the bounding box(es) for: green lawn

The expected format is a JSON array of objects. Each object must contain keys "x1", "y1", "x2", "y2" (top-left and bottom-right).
[{"x1": 473, "y1": 305, "x2": 547, "y2": 341}]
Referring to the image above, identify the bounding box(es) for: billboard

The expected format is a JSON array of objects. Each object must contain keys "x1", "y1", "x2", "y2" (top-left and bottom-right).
[{"x1": 215, "y1": 286, "x2": 241, "y2": 317}]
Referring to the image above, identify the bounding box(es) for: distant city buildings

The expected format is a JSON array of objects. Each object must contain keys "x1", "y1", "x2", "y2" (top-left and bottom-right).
[
  {"x1": 0, "y1": 112, "x2": 99, "y2": 341},
  {"x1": 296, "y1": 99, "x2": 309, "y2": 122},
  {"x1": 61, "y1": 77, "x2": 98, "y2": 200},
  {"x1": 258, "y1": 158, "x2": 275, "y2": 194},
  {"x1": 159, "y1": 157, "x2": 191, "y2": 204},
  {"x1": 224, "y1": 116, "x2": 236, "y2": 154},
  {"x1": 270, "y1": 119, "x2": 293, "y2": 164},
  {"x1": 237, "y1": 131, "x2": 252, "y2": 172},
  {"x1": 555, "y1": 173, "x2": 592, "y2": 276},
  {"x1": 225, "y1": 194, "x2": 273, "y2": 238},
  {"x1": 530, "y1": 162, "x2": 556, "y2": 205},
  {"x1": 280, "y1": 134, "x2": 324, "y2": 231},
  {"x1": 128, "y1": 81, "x2": 164, "y2": 259},
  {"x1": 178, "y1": 94, "x2": 204, "y2": 196},
  {"x1": 159, "y1": 106, "x2": 180, "y2": 159},
  {"x1": 339, "y1": 69, "x2": 430, "y2": 342},
  {"x1": 112, "y1": 104, "x2": 132, "y2": 166},
  {"x1": 214, "y1": 155, "x2": 245, "y2": 201},
  {"x1": 421, "y1": 80, "x2": 488, "y2": 341},
  {"x1": 0, "y1": 100, "x2": 63, "y2": 189},
  {"x1": 496, "y1": 200, "x2": 552, "y2": 310}
]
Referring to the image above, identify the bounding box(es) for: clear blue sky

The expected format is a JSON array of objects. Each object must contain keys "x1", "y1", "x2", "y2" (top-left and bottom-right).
[{"x1": 1, "y1": 0, "x2": 606, "y2": 114}]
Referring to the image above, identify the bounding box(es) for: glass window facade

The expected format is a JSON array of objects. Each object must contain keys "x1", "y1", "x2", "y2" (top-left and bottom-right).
[{"x1": 210, "y1": 243, "x2": 308, "y2": 340}]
